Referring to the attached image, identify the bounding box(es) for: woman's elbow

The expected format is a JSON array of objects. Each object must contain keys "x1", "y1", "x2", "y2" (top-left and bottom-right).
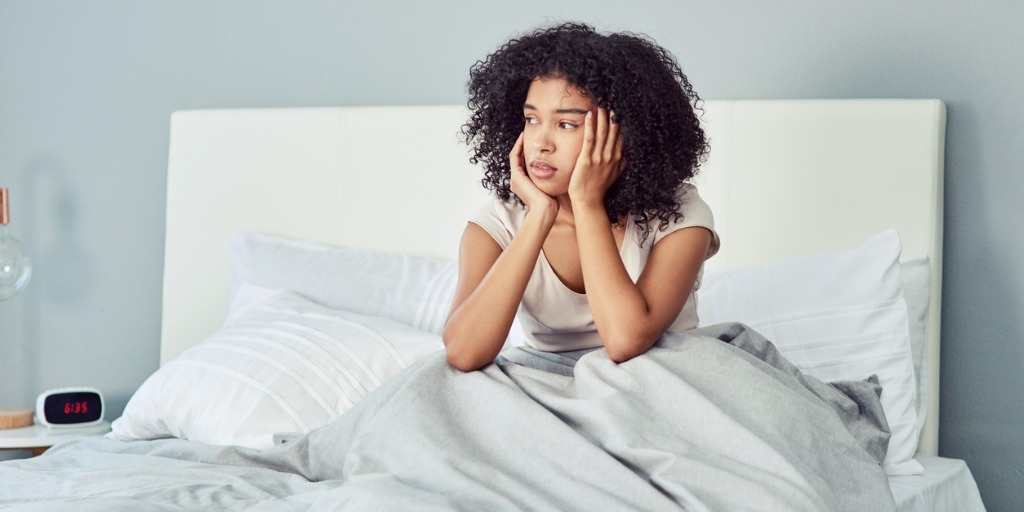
[
  {"x1": 442, "y1": 333, "x2": 487, "y2": 372},
  {"x1": 445, "y1": 348, "x2": 486, "y2": 372},
  {"x1": 603, "y1": 333, "x2": 658, "y2": 363},
  {"x1": 605, "y1": 344, "x2": 641, "y2": 364}
]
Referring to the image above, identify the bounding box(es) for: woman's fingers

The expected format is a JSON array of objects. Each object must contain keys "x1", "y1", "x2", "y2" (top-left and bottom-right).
[
  {"x1": 510, "y1": 132, "x2": 525, "y2": 171},
  {"x1": 605, "y1": 110, "x2": 620, "y2": 161},
  {"x1": 584, "y1": 108, "x2": 623, "y2": 162},
  {"x1": 579, "y1": 111, "x2": 594, "y2": 166},
  {"x1": 594, "y1": 108, "x2": 607, "y2": 162},
  {"x1": 592, "y1": 108, "x2": 621, "y2": 165}
]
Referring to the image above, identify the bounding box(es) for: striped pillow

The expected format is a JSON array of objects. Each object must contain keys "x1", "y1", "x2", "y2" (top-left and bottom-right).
[{"x1": 110, "y1": 288, "x2": 444, "y2": 449}]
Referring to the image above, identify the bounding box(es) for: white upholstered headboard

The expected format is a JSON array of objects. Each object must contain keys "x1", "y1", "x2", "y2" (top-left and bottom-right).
[{"x1": 161, "y1": 100, "x2": 945, "y2": 454}]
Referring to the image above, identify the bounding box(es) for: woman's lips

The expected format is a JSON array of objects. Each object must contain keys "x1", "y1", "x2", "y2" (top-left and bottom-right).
[{"x1": 530, "y1": 161, "x2": 556, "y2": 179}]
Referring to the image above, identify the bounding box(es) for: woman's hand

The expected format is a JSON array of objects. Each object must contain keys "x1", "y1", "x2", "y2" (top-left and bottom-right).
[
  {"x1": 568, "y1": 108, "x2": 624, "y2": 208},
  {"x1": 509, "y1": 132, "x2": 559, "y2": 218}
]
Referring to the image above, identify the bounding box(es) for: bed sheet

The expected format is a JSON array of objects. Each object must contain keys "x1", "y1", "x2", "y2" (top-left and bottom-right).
[
  {"x1": 1, "y1": 446, "x2": 984, "y2": 511},
  {"x1": 1, "y1": 323, "x2": 904, "y2": 511},
  {"x1": 892, "y1": 454, "x2": 986, "y2": 512}
]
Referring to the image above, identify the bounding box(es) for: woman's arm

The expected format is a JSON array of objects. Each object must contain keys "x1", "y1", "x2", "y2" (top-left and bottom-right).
[
  {"x1": 442, "y1": 211, "x2": 554, "y2": 371},
  {"x1": 569, "y1": 108, "x2": 712, "y2": 362},
  {"x1": 443, "y1": 132, "x2": 559, "y2": 371},
  {"x1": 574, "y1": 207, "x2": 711, "y2": 362}
]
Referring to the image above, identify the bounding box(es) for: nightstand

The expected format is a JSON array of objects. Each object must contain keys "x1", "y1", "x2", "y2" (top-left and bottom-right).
[{"x1": 0, "y1": 421, "x2": 111, "y2": 457}]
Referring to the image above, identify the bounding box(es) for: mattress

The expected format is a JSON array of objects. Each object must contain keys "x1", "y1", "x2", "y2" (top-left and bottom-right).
[
  {"x1": 892, "y1": 455, "x2": 986, "y2": 511},
  {"x1": 0, "y1": 441, "x2": 987, "y2": 510}
]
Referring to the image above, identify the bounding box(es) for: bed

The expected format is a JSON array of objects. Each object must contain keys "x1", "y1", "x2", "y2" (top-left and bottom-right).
[{"x1": 0, "y1": 101, "x2": 985, "y2": 511}]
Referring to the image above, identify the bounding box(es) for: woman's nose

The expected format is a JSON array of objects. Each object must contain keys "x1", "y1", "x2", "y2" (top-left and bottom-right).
[{"x1": 533, "y1": 128, "x2": 554, "y2": 152}]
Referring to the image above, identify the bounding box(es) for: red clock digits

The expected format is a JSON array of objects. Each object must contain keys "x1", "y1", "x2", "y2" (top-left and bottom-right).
[{"x1": 63, "y1": 401, "x2": 89, "y2": 415}]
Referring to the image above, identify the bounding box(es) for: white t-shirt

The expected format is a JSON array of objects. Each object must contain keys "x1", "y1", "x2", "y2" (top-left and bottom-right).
[{"x1": 469, "y1": 184, "x2": 720, "y2": 352}]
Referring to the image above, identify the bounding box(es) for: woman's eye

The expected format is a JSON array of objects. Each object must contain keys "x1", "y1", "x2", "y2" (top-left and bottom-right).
[
  {"x1": 524, "y1": 116, "x2": 538, "y2": 125},
  {"x1": 559, "y1": 122, "x2": 578, "y2": 130}
]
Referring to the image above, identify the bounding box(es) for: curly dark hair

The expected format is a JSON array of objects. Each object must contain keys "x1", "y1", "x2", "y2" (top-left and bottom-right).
[{"x1": 462, "y1": 22, "x2": 709, "y2": 243}]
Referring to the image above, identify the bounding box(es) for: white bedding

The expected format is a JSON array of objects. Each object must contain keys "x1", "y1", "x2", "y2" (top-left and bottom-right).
[
  {"x1": 893, "y1": 455, "x2": 986, "y2": 511},
  {"x1": 0, "y1": 324, "x2": 906, "y2": 511},
  {"x1": 0, "y1": 440, "x2": 986, "y2": 511}
]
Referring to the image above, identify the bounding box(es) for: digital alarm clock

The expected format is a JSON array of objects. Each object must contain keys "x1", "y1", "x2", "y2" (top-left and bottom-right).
[{"x1": 35, "y1": 387, "x2": 105, "y2": 428}]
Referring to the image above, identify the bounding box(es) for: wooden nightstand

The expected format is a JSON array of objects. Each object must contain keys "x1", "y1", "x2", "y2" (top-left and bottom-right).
[{"x1": 0, "y1": 421, "x2": 111, "y2": 456}]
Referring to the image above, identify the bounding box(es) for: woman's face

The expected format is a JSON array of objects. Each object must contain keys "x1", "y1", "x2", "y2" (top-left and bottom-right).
[{"x1": 522, "y1": 76, "x2": 595, "y2": 197}]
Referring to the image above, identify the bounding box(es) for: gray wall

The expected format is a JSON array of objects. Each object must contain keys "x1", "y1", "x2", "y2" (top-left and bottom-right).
[{"x1": 0, "y1": 1, "x2": 1020, "y2": 509}]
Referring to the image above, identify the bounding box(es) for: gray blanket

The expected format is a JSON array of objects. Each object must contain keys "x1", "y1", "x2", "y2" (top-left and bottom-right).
[{"x1": 0, "y1": 323, "x2": 897, "y2": 511}]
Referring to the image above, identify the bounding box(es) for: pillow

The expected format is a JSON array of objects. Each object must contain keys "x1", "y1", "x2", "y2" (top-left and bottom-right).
[
  {"x1": 227, "y1": 230, "x2": 459, "y2": 335},
  {"x1": 697, "y1": 229, "x2": 922, "y2": 476},
  {"x1": 110, "y1": 286, "x2": 444, "y2": 449},
  {"x1": 900, "y1": 256, "x2": 930, "y2": 444},
  {"x1": 226, "y1": 230, "x2": 526, "y2": 348}
]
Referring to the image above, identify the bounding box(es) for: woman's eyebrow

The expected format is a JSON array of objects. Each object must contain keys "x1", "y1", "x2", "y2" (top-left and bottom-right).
[{"x1": 523, "y1": 103, "x2": 589, "y2": 115}]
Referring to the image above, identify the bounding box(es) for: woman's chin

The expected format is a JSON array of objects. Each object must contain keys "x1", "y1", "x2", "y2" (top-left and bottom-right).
[{"x1": 536, "y1": 184, "x2": 567, "y2": 199}]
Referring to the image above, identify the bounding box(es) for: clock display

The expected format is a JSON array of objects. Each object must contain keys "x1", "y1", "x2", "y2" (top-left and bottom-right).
[{"x1": 42, "y1": 391, "x2": 103, "y2": 425}]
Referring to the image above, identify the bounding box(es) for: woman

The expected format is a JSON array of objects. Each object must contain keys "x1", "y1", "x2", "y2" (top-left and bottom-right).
[{"x1": 444, "y1": 22, "x2": 720, "y2": 371}]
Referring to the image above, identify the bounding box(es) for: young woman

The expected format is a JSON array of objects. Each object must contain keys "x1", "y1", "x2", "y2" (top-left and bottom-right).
[{"x1": 444, "y1": 23, "x2": 720, "y2": 371}]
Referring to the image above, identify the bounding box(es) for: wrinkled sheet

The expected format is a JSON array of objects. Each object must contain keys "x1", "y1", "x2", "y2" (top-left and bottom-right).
[{"x1": 0, "y1": 323, "x2": 896, "y2": 511}]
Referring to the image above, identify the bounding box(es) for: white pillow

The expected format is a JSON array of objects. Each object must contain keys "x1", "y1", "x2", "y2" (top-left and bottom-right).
[
  {"x1": 227, "y1": 230, "x2": 459, "y2": 335},
  {"x1": 226, "y1": 230, "x2": 527, "y2": 348},
  {"x1": 110, "y1": 287, "x2": 444, "y2": 449},
  {"x1": 697, "y1": 229, "x2": 922, "y2": 476},
  {"x1": 900, "y1": 256, "x2": 930, "y2": 444}
]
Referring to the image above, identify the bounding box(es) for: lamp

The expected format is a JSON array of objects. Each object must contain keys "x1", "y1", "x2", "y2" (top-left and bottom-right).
[{"x1": 0, "y1": 187, "x2": 32, "y2": 300}]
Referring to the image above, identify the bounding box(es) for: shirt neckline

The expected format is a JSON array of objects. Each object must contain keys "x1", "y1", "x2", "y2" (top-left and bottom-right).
[{"x1": 538, "y1": 216, "x2": 633, "y2": 297}]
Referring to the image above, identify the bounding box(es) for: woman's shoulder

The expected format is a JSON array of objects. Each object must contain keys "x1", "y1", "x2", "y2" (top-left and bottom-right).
[
  {"x1": 649, "y1": 183, "x2": 720, "y2": 255},
  {"x1": 472, "y1": 196, "x2": 528, "y2": 225},
  {"x1": 676, "y1": 183, "x2": 713, "y2": 217},
  {"x1": 637, "y1": 183, "x2": 712, "y2": 225},
  {"x1": 468, "y1": 197, "x2": 527, "y2": 249}
]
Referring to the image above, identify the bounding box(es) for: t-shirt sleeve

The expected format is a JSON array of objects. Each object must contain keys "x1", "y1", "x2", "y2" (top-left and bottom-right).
[
  {"x1": 468, "y1": 199, "x2": 515, "y2": 250},
  {"x1": 652, "y1": 184, "x2": 721, "y2": 259}
]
